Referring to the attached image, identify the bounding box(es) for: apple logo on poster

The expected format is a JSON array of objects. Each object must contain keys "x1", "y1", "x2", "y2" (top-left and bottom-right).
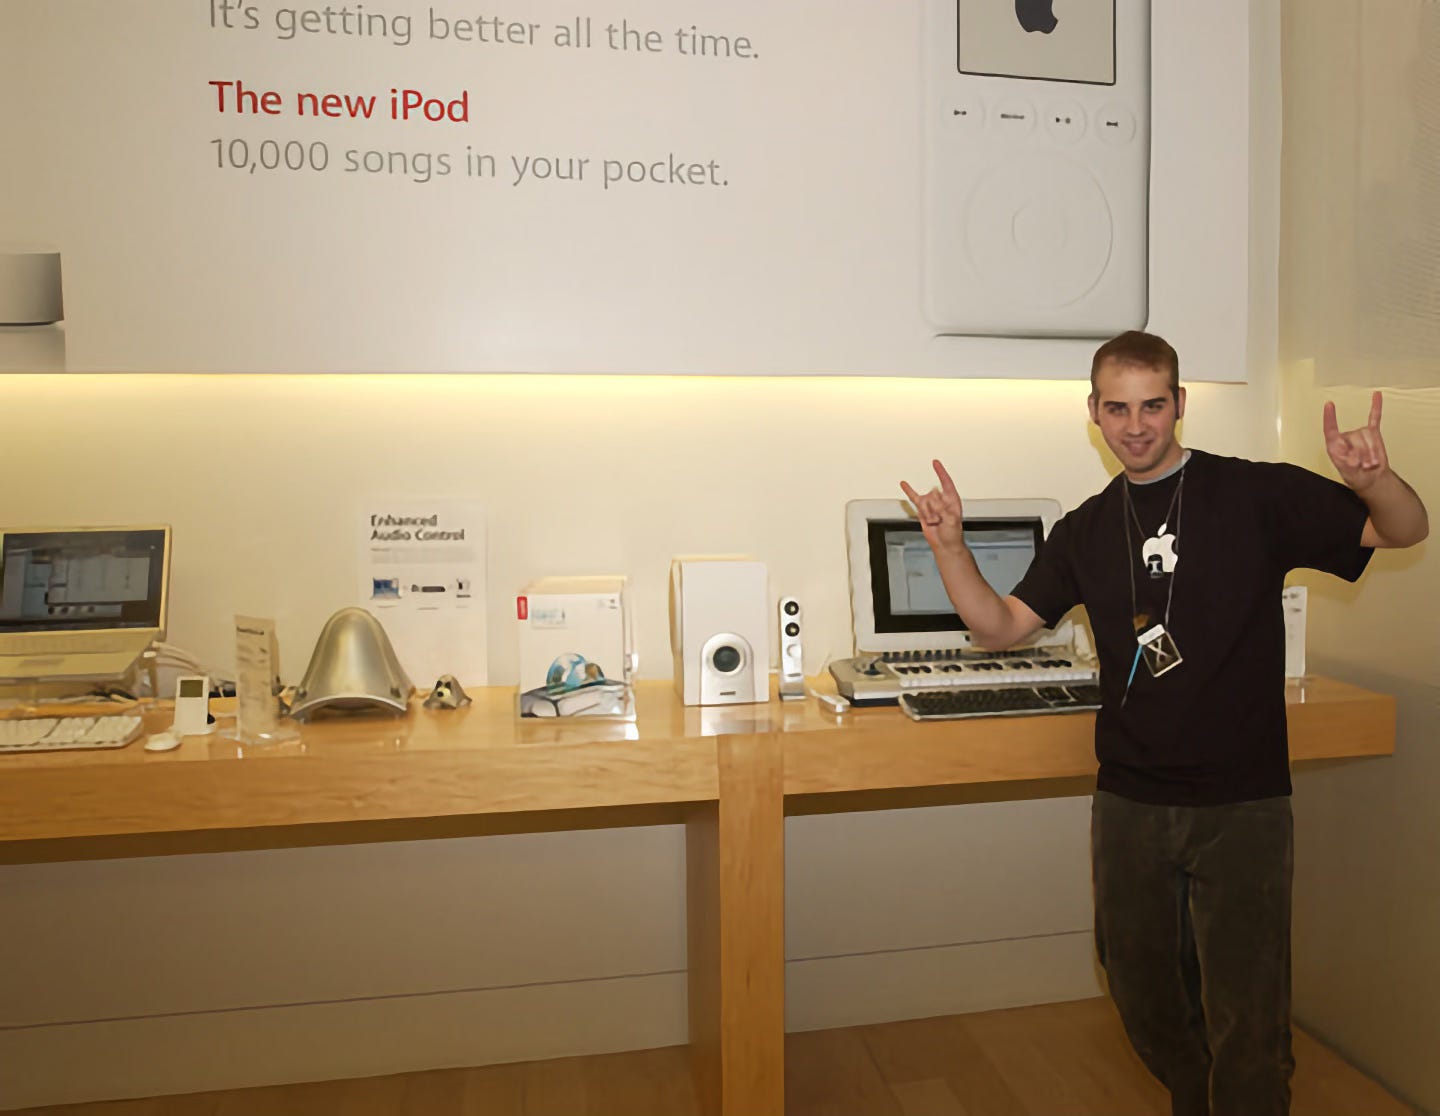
[
  {"x1": 1015, "y1": 0, "x2": 1059, "y2": 34},
  {"x1": 1142, "y1": 528, "x2": 1178, "y2": 578}
]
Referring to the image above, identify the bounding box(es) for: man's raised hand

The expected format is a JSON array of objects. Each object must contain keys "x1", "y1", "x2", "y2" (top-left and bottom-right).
[
  {"x1": 900, "y1": 459, "x2": 967, "y2": 555},
  {"x1": 1323, "y1": 391, "x2": 1389, "y2": 492}
]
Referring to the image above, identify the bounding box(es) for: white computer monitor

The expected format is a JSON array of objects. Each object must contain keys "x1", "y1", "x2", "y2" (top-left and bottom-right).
[
  {"x1": 845, "y1": 498, "x2": 1070, "y2": 654},
  {"x1": 0, "y1": 525, "x2": 171, "y2": 682}
]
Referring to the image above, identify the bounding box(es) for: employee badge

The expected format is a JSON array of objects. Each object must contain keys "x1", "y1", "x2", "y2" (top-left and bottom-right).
[{"x1": 1137, "y1": 623, "x2": 1183, "y2": 678}]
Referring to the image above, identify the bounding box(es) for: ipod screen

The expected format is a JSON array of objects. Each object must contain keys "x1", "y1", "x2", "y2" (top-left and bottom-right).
[{"x1": 957, "y1": 0, "x2": 1116, "y2": 85}]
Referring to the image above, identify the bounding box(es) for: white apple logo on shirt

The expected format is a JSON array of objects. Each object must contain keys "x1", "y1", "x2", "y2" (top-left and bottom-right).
[{"x1": 1142, "y1": 525, "x2": 1178, "y2": 576}]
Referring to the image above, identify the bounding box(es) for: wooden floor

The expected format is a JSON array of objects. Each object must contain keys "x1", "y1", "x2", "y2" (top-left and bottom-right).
[{"x1": 8, "y1": 998, "x2": 1414, "y2": 1116}]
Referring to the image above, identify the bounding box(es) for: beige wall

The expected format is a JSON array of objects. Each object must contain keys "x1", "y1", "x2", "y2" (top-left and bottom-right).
[
  {"x1": 0, "y1": 3, "x2": 1286, "y2": 1107},
  {"x1": 1279, "y1": 1, "x2": 1440, "y2": 1110},
  {"x1": 1283, "y1": 374, "x2": 1440, "y2": 1115}
]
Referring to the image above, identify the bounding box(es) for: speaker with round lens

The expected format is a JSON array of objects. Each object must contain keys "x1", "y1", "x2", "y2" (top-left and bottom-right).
[
  {"x1": 711, "y1": 645, "x2": 743, "y2": 673},
  {"x1": 698, "y1": 631, "x2": 756, "y2": 705}
]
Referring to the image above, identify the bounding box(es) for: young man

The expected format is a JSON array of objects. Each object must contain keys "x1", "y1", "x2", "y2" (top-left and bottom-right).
[{"x1": 900, "y1": 331, "x2": 1427, "y2": 1116}]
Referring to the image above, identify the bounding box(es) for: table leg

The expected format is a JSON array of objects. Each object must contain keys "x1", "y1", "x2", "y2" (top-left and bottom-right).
[{"x1": 686, "y1": 731, "x2": 785, "y2": 1116}]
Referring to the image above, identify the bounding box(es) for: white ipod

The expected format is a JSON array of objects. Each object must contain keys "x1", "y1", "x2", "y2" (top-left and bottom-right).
[
  {"x1": 923, "y1": 0, "x2": 1150, "y2": 338},
  {"x1": 172, "y1": 674, "x2": 214, "y2": 736}
]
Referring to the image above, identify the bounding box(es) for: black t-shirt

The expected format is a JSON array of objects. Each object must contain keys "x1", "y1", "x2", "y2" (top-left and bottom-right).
[{"x1": 1012, "y1": 450, "x2": 1372, "y2": 806}]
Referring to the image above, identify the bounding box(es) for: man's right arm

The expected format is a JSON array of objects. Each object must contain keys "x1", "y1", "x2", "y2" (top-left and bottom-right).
[
  {"x1": 900, "y1": 459, "x2": 1048, "y2": 651},
  {"x1": 930, "y1": 544, "x2": 1047, "y2": 651}
]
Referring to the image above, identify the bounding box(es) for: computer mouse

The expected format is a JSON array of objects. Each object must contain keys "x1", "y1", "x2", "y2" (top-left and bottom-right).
[{"x1": 143, "y1": 731, "x2": 182, "y2": 752}]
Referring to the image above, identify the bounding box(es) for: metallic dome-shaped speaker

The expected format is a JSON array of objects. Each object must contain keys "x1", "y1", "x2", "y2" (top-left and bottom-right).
[{"x1": 290, "y1": 607, "x2": 413, "y2": 721}]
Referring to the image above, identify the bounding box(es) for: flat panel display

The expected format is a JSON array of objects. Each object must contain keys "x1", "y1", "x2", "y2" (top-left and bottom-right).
[{"x1": 0, "y1": 528, "x2": 168, "y2": 634}]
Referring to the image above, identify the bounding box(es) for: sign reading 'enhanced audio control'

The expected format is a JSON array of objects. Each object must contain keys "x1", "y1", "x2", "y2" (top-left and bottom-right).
[{"x1": 0, "y1": 0, "x2": 1252, "y2": 379}]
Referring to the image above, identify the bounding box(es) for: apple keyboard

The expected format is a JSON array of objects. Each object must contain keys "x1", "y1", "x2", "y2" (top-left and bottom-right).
[
  {"x1": 899, "y1": 683, "x2": 1104, "y2": 722},
  {"x1": 0, "y1": 714, "x2": 146, "y2": 752}
]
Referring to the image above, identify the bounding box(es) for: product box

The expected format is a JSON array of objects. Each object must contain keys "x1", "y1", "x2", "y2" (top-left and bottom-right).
[
  {"x1": 1282, "y1": 585, "x2": 1306, "y2": 679},
  {"x1": 516, "y1": 576, "x2": 634, "y2": 718}
]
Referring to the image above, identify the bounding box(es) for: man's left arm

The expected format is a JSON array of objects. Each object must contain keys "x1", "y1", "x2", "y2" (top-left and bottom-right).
[{"x1": 1324, "y1": 392, "x2": 1429, "y2": 549}]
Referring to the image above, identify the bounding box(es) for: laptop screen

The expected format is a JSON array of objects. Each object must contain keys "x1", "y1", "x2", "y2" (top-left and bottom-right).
[{"x1": 0, "y1": 528, "x2": 169, "y2": 634}]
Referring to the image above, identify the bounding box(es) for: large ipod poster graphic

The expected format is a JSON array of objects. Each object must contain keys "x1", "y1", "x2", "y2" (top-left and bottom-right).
[
  {"x1": 0, "y1": 1, "x2": 1251, "y2": 378},
  {"x1": 924, "y1": 0, "x2": 1149, "y2": 338}
]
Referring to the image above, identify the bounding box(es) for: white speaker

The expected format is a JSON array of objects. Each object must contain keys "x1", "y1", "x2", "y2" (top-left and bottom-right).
[
  {"x1": 670, "y1": 558, "x2": 769, "y2": 706},
  {"x1": 778, "y1": 596, "x2": 804, "y2": 700},
  {"x1": 699, "y1": 631, "x2": 758, "y2": 705}
]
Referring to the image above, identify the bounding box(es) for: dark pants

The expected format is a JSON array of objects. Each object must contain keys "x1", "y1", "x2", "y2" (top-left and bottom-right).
[{"x1": 1091, "y1": 790, "x2": 1295, "y2": 1116}]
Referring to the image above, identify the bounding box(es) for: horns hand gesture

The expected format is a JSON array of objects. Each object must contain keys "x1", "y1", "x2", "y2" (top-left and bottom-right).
[
  {"x1": 1323, "y1": 391, "x2": 1389, "y2": 493},
  {"x1": 900, "y1": 460, "x2": 967, "y2": 555}
]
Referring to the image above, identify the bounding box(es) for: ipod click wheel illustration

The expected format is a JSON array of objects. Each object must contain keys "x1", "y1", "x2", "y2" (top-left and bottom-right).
[{"x1": 923, "y1": 0, "x2": 1150, "y2": 339}]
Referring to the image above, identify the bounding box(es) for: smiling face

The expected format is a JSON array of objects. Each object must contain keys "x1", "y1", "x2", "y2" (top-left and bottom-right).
[{"x1": 1088, "y1": 359, "x2": 1187, "y2": 481}]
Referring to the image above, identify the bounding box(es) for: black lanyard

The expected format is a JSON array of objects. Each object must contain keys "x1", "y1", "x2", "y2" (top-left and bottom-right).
[{"x1": 1121, "y1": 468, "x2": 1185, "y2": 704}]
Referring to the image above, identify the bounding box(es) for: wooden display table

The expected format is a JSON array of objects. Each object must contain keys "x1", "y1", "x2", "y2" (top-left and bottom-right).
[{"x1": 0, "y1": 676, "x2": 1395, "y2": 1116}]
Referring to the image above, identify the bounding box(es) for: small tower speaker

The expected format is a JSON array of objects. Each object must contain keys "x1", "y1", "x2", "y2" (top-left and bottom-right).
[{"x1": 778, "y1": 596, "x2": 804, "y2": 701}]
